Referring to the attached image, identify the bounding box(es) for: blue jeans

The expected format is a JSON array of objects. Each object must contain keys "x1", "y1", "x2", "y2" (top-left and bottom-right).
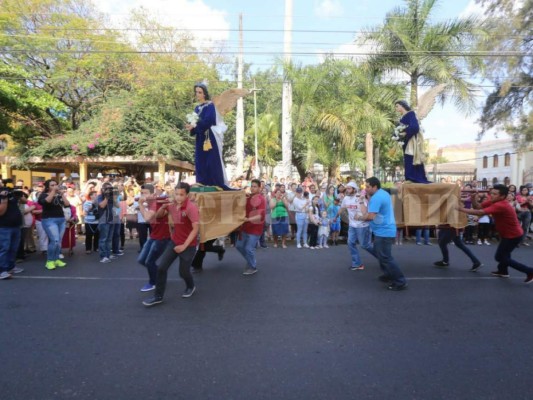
[
  {"x1": 370, "y1": 236, "x2": 407, "y2": 286},
  {"x1": 0, "y1": 227, "x2": 21, "y2": 272},
  {"x1": 295, "y1": 212, "x2": 308, "y2": 246},
  {"x1": 137, "y1": 238, "x2": 171, "y2": 285},
  {"x1": 347, "y1": 225, "x2": 373, "y2": 267},
  {"x1": 415, "y1": 228, "x2": 430, "y2": 244},
  {"x1": 438, "y1": 229, "x2": 480, "y2": 265},
  {"x1": 111, "y1": 222, "x2": 121, "y2": 254},
  {"x1": 98, "y1": 223, "x2": 112, "y2": 259},
  {"x1": 42, "y1": 217, "x2": 66, "y2": 261},
  {"x1": 236, "y1": 231, "x2": 260, "y2": 269},
  {"x1": 494, "y1": 236, "x2": 533, "y2": 275}
]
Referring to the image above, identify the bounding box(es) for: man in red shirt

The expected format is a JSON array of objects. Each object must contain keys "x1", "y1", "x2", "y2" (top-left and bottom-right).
[
  {"x1": 457, "y1": 184, "x2": 533, "y2": 284},
  {"x1": 236, "y1": 179, "x2": 266, "y2": 275},
  {"x1": 143, "y1": 182, "x2": 200, "y2": 306},
  {"x1": 136, "y1": 184, "x2": 172, "y2": 292}
]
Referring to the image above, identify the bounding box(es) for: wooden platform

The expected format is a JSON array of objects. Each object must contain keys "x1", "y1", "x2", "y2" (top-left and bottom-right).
[
  {"x1": 392, "y1": 183, "x2": 467, "y2": 228},
  {"x1": 191, "y1": 190, "x2": 247, "y2": 242}
]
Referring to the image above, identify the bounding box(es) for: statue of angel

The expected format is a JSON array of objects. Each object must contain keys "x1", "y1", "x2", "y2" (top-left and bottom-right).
[
  {"x1": 185, "y1": 83, "x2": 250, "y2": 190},
  {"x1": 393, "y1": 83, "x2": 446, "y2": 184}
]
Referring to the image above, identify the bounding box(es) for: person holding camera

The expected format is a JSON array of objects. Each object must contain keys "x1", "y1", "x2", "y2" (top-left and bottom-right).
[
  {"x1": 83, "y1": 190, "x2": 99, "y2": 254},
  {"x1": 38, "y1": 179, "x2": 70, "y2": 270},
  {"x1": 97, "y1": 183, "x2": 115, "y2": 263},
  {"x1": 0, "y1": 180, "x2": 24, "y2": 279}
]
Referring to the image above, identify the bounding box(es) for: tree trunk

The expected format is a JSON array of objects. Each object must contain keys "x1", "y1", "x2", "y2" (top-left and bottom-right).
[{"x1": 365, "y1": 132, "x2": 373, "y2": 178}]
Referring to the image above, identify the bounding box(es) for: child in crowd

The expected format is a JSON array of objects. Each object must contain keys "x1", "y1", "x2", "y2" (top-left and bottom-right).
[
  {"x1": 318, "y1": 210, "x2": 330, "y2": 248},
  {"x1": 327, "y1": 198, "x2": 341, "y2": 245}
]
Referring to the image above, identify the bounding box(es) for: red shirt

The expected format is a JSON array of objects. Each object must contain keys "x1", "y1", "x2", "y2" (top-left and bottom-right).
[
  {"x1": 242, "y1": 193, "x2": 266, "y2": 236},
  {"x1": 149, "y1": 199, "x2": 171, "y2": 240},
  {"x1": 168, "y1": 198, "x2": 199, "y2": 247},
  {"x1": 481, "y1": 199, "x2": 523, "y2": 239}
]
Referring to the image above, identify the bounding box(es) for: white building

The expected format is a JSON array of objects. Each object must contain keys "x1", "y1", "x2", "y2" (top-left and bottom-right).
[{"x1": 475, "y1": 138, "x2": 533, "y2": 188}]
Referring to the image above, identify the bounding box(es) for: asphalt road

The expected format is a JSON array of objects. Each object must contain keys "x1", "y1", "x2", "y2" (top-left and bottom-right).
[{"x1": 2, "y1": 237, "x2": 532, "y2": 400}]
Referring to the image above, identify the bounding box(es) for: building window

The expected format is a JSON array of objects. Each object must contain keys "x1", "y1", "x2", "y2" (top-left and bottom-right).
[
  {"x1": 493, "y1": 154, "x2": 498, "y2": 167},
  {"x1": 482, "y1": 178, "x2": 487, "y2": 188},
  {"x1": 504, "y1": 177, "x2": 510, "y2": 186},
  {"x1": 483, "y1": 156, "x2": 488, "y2": 168},
  {"x1": 504, "y1": 153, "x2": 511, "y2": 166},
  {"x1": 492, "y1": 177, "x2": 498, "y2": 186}
]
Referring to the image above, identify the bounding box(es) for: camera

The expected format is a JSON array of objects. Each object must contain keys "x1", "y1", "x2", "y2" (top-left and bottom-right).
[{"x1": 0, "y1": 179, "x2": 24, "y2": 201}]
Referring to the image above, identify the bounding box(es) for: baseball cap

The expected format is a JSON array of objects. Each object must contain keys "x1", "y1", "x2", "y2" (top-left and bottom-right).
[{"x1": 296, "y1": 187, "x2": 303, "y2": 193}]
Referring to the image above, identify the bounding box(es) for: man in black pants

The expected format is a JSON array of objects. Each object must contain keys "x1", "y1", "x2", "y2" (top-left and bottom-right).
[
  {"x1": 191, "y1": 238, "x2": 225, "y2": 273},
  {"x1": 433, "y1": 225, "x2": 483, "y2": 271}
]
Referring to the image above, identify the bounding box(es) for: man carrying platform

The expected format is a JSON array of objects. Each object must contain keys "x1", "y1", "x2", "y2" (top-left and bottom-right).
[{"x1": 457, "y1": 184, "x2": 533, "y2": 284}]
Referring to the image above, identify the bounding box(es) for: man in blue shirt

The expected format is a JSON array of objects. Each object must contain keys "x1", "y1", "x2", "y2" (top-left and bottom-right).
[{"x1": 356, "y1": 177, "x2": 408, "y2": 291}]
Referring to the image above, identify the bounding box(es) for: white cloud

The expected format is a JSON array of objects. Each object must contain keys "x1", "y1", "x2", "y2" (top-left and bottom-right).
[
  {"x1": 92, "y1": 0, "x2": 231, "y2": 44},
  {"x1": 314, "y1": 0, "x2": 343, "y2": 18},
  {"x1": 459, "y1": 0, "x2": 486, "y2": 18}
]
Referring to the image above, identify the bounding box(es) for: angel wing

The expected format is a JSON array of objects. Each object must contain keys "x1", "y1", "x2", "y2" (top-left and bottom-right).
[
  {"x1": 212, "y1": 88, "x2": 251, "y2": 116},
  {"x1": 416, "y1": 83, "x2": 446, "y2": 120}
]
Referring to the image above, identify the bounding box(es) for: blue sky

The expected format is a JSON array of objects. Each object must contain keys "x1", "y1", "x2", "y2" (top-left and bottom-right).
[{"x1": 93, "y1": 0, "x2": 491, "y2": 148}]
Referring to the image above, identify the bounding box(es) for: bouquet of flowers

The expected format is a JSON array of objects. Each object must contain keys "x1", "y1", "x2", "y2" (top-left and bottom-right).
[
  {"x1": 392, "y1": 123, "x2": 408, "y2": 143},
  {"x1": 186, "y1": 112, "x2": 199, "y2": 128}
]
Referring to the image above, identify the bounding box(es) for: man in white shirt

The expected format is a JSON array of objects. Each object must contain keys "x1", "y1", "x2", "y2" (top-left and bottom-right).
[{"x1": 337, "y1": 181, "x2": 372, "y2": 270}]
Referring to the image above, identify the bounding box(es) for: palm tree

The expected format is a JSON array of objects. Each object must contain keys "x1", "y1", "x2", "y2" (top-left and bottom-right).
[{"x1": 363, "y1": 0, "x2": 485, "y2": 111}]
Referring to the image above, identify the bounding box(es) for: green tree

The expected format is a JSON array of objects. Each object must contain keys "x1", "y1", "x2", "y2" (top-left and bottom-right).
[
  {"x1": 245, "y1": 113, "x2": 281, "y2": 173},
  {"x1": 363, "y1": 0, "x2": 485, "y2": 111},
  {"x1": 475, "y1": 0, "x2": 532, "y2": 146}
]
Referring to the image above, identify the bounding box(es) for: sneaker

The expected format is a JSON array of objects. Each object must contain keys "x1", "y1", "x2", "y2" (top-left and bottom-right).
[
  {"x1": 309, "y1": 246, "x2": 315, "y2": 250},
  {"x1": 140, "y1": 283, "x2": 156, "y2": 292},
  {"x1": 388, "y1": 283, "x2": 408, "y2": 291},
  {"x1": 522, "y1": 242, "x2": 530, "y2": 247},
  {"x1": 477, "y1": 239, "x2": 482, "y2": 245},
  {"x1": 8, "y1": 267, "x2": 24, "y2": 274},
  {"x1": 243, "y1": 267, "x2": 258, "y2": 275},
  {"x1": 425, "y1": 242, "x2": 432, "y2": 246},
  {"x1": 469, "y1": 262, "x2": 483, "y2": 272},
  {"x1": 85, "y1": 250, "x2": 92, "y2": 254},
  {"x1": 303, "y1": 244, "x2": 309, "y2": 248},
  {"x1": 416, "y1": 242, "x2": 422, "y2": 245},
  {"x1": 55, "y1": 259, "x2": 67, "y2": 268},
  {"x1": 484, "y1": 240, "x2": 491, "y2": 246},
  {"x1": 109, "y1": 254, "x2": 118, "y2": 260},
  {"x1": 218, "y1": 249, "x2": 225, "y2": 261},
  {"x1": 100, "y1": 257, "x2": 111, "y2": 263},
  {"x1": 59, "y1": 254, "x2": 65, "y2": 259},
  {"x1": 142, "y1": 296, "x2": 163, "y2": 307},
  {"x1": 114, "y1": 251, "x2": 124, "y2": 256},
  {"x1": 297, "y1": 244, "x2": 302, "y2": 249},
  {"x1": 0, "y1": 271, "x2": 12, "y2": 280},
  {"x1": 433, "y1": 261, "x2": 449, "y2": 267},
  {"x1": 524, "y1": 274, "x2": 533, "y2": 284},
  {"x1": 491, "y1": 271, "x2": 510, "y2": 278},
  {"x1": 350, "y1": 265, "x2": 365, "y2": 271},
  {"x1": 45, "y1": 261, "x2": 56, "y2": 270},
  {"x1": 182, "y1": 287, "x2": 196, "y2": 298},
  {"x1": 317, "y1": 245, "x2": 323, "y2": 249},
  {"x1": 324, "y1": 244, "x2": 329, "y2": 248}
]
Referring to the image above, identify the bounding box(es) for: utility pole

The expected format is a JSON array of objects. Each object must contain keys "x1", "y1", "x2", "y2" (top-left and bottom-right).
[
  {"x1": 236, "y1": 13, "x2": 245, "y2": 176},
  {"x1": 251, "y1": 79, "x2": 262, "y2": 177},
  {"x1": 281, "y1": 0, "x2": 293, "y2": 180}
]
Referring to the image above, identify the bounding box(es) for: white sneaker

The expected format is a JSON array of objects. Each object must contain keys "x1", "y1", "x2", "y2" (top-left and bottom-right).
[
  {"x1": 303, "y1": 244, "x2": 310, "y2": 248},
  {"x1": 484, "y1": 240, "x2": 491, "y2": 246},
  {"x1": 324, "y1": 245, "x2": 329, "y2": 248},
  {"x1": 0, "y1": 271, "x2": 12, "y2": 280},
  {"x1": 109, "y1": 254, "x2": 118, "y2": 259},
  {"x1": 100, "y1": 257, "x2": 111, "y2": 263},
  {"x1": 297, "y1": 244, "x2": 302, "y2": 249},
  {"x1": 8, "y1": 267, "x2": 24, "y2": 274},
  {"x1": 59, "y1": 254, "x2": 65, "y2": 259},
  {"x1": 477, "y1": 239, "x2": 482, "y2": 245}
]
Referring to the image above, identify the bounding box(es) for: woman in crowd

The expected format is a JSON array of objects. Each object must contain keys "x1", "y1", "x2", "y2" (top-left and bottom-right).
[
  {"x1": 516, "y1": 185, "x2": 532, "y2": 246},
  {"x1": 38, "y1": 179, "x2": 70, "y2": 270},
  {"x1": 307, "y1": 196, "x2": 321, "y2": 250},
  {"x1": 291, "y1": 187, "x2": 310, "y2": 248},
  {"x1": 269, "y1": 189, "x2": 290, "y2": 248},
  {"x1": 83, "y1": 190, "x2": 99, "y2": 254}
]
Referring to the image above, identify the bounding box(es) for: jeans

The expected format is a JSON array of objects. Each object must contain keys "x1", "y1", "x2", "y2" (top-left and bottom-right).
[
  {"x1": 42, "y1": 217, "x2": 66, "y2": 261},
  {"x1": 494, "y1": 236, "x2": 533, "y2": 275},
  {"x1": 295, "y1": 212, "x2": 308, "y2": 246},
  {"x1": 98, "y1": 223, "x2": 112, "y2": 259},
  {"x1": 137, "y1": 223, "x2": 151, "y2": 250},
  {"x1": 0, "y1": 227, "x2": 21, "y2": 272},
  {"x1": 154, "y1": 243, "x2": 196, "y2": 298},
  {"x1": 236, "y1": 231, "x2": 260, "y2": 269},
  {"x1": 111, "y1": 222, "x2": 121, "y2": 254},
  {"x1": 517, "y1": 211, "x2": 531, "y2": 243},
  {"x1": 370, "y1": 236, "x2": 407, "y2": 286},
  {"x1": 438, "y1": 229, "x2": 480, "y2": 265},
  {"x1": 415, "y1": 228, "x2": 430, "y2": 244},
  {"x1": 347, "y1": 226, "x2": 373, "y2": 267},
  {"x1": 138, "y1": 238, "x2": 171, "y2": 285}
]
